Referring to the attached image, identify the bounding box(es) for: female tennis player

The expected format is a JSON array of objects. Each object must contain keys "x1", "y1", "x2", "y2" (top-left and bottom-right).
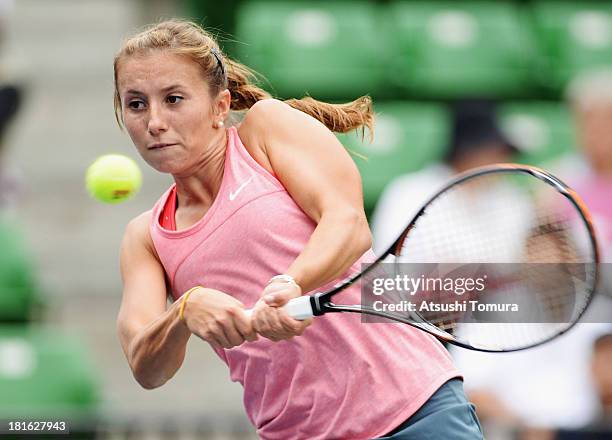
[{"x1": 115, "y1": 20, "x2": 482, "y2": 439}]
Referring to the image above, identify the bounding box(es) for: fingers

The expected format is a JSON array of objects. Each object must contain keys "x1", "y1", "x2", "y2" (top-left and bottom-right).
[
  {"x1": 204, "y1": 305, "x2": 310, "y2": 346},
  {"x1": 184, "y1": 285, "x2": 309, "y2": 347},
  {"x1": 189, "y1": 310, "x2": 252, "y2": 349},
  {"x1": 183, "y1": 289, "x2": 255, "y2": 349},
  {"x1": 255, "y1": 282, "x2": 309, "y2": 341},
  {"x1": 262, "y1": 282, "x2": 301, "y2": 307},
  {"x1": 231, "y1": 308, "x2": 258, "y2": 342},
  {"x1": 198, "y1": 319, "x2": 248, "y2": 349},
  {"x1": 198, "y1": 322, "x2": 232, "y2": 350},
  {"x1": 221, "y1": 316, "x2": 246, "y2": 348},
  {"x1": 253, "y1": 303, "x2": 311, "y2": 341},
  {"x1": 252, "y1": 302, "x2": 282, "y2": 341},
  {"x1": 279, "y1": 313, "x2": 311, "y2": 336}
]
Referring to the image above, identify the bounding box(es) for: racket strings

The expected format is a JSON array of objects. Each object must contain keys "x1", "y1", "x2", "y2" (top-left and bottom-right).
[{"x1": 388, "y1": 171, "x2": 596, "y2": 351}]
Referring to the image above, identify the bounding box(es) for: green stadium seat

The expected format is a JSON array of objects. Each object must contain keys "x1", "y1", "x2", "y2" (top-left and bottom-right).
[
  {"x1": 387, "y1": 1, "x2": 535, "y2": 98},
  {"x1": 235, "y1": 1, "x2": 386, "y2": 99},
  {"x1": 184, "y1": 0, "x2": 241, "y2": 51},
  {"x1": 531, "y1": 1, "x2": 612, "y2": 92},
  {"x1": 499, "y1": 101, "x2": 576, "y2": 165},
  {"x1": 0, "y1": 326, "x2": 100, "y2": 420},
  {"x1": 339, "y1": 102, "x2": 449, "y2": 213},
  {"x1": 0, "y1": 220, "x2": 43, "y2": 322}
]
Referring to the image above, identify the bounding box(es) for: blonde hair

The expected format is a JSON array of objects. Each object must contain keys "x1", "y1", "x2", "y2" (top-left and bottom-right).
[{"x1": 113, "y1": 19, "x2": 374, "y2": 136}]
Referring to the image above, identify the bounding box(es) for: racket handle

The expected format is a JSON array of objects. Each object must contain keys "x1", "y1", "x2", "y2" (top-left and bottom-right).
[
  {"x1": 283, "y1": 296, "x2": 315, "y2": 320},
  {"x1": 243, "y1": 296, "x2": 314, "y2": 320}
]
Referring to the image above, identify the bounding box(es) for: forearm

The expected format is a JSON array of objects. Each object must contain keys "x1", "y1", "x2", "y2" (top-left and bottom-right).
[
  {"x1": 127, "y1": 299, "x2": 192, "y2": 389},
  {"x1": 287, "y1": 209, "x2": 371, "y2": 293}
]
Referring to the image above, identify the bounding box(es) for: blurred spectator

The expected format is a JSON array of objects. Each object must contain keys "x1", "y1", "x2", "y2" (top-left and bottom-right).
[
  {"x1": 452, "y1": 323, "x2": 612, "y2": 438},
  {"x1": 554, "y1": 69, "x2": 612, "y2": 296},
  {"x1": 371, "y1": 99, "x2": 516, "y2": 254},
  {"x1": 450, "y1": 72, "x2": 612, "y2": 438},
  {"x1": 372, "y1": 96, "x2": 612, "y2": 438},
  {"x1": 0, "y1": 83, "x2": 21, "y2": 213},
  {"x1": 453, "y1": 211, "x2": 610, "y2": 436}
]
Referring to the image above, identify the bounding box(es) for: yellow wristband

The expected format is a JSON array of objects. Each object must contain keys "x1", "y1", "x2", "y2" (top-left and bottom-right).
[{"x1": 179, "y1": 286, "x2": 202, "y2": 322}]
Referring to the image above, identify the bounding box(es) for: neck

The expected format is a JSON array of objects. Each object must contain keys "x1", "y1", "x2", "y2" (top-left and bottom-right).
[{"x1": 173, "y1": 129, "x2": 227, "y2": 208}]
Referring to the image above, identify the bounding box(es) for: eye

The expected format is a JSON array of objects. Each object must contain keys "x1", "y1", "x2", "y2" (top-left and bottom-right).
[
  {"x1": 167, "y1": 95, "x2": 184, "y2": 104},
  {"x1": 127, "y1": 99, "x2": 146, "y2": 110}
]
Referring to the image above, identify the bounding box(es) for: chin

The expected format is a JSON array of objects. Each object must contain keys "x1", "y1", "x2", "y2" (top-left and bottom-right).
[{"x1": 143, "y1": 156, "x2": 183, "y2": 175}]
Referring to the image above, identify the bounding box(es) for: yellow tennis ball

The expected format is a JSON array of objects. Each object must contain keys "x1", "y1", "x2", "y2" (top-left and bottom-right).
[{"x1": 86, "y1": 154, "x2": 142, "y2": 204}]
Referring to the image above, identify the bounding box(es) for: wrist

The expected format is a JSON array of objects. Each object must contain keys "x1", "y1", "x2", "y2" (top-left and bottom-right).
[
  {"x1": 263, "y1": 275, "x2": 302, "y2": 305},
  {"x1": 178, "y1": 286, "x2": 203, "y2": 323},
  {"x1": 268, "y1": 274, "x2": 298, "y2": 286}
]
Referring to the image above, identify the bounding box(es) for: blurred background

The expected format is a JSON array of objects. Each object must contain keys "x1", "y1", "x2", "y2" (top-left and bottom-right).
[{"x1": 1, "y1": 0, "x2": 612, "y2": 439}]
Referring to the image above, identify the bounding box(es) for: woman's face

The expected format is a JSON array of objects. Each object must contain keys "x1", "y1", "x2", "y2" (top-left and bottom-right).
[{"x1": 117, "y1": 51, "x2": 225, "y2": 174}]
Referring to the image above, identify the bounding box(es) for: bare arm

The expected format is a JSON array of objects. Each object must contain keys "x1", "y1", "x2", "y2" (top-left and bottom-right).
[
  {"x1": 117, "y1": 212, "x2": 257, "y2": 388},
  {"x1": 242, "y1": 99, "x2": 372, "y2": 293},
  {"x1": 241, "y1": 99, "x2": 372, "y2": 340},
  {"x1": 117, "y1": 212, "x2": 191, "y2": 389}
]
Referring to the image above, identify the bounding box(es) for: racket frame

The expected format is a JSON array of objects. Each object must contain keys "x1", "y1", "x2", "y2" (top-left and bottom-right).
[{"x1": 305, "y1": 163, "x2": 600, "y2": 352}]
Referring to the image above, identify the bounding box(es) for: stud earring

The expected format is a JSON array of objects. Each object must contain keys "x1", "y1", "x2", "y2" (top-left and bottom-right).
[{"x1": 217, "y1": 121, "x2": 224, "y2": 128}]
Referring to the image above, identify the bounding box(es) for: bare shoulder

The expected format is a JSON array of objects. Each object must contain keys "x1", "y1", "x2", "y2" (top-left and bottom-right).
[
  {"x1": 237, "y1": 99, "x2": 292, "y2": 171},
  {"x1": 237, "y1": 99, "x2": 321, "y2": 169},
  {"x1": 240, "y1": 98, "x2": 313, "y2": 135},
  {"x1": 124, "y1": 210, "x2": 152, "y2": 238},
  {"x1": 122, "y1": 210, "x2": 157, "y2": 258},
  {"x1": 242, "y1": 98, "x2": 293, "y2": 126}
]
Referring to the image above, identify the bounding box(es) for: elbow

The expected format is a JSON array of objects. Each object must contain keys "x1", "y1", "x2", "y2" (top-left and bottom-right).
[
  {"x1": 129, "y1": 346, "x2": 183, "y2": 390},
  {"x1": 128, "y1": 349, "x2": 168, "y2": 390},
  {"x1": 136, "y1": 377, "x2": 164, "y2": 390},
  {"x1": 123, "y1": 327, "x2": 186, "y2": 391},
  {"x1": 357, "y1": 218, "x2": 372, "y2": 255},
  {"x1": 132, "y1": 364, "x2": 167, "y2": 390},
  {"x1": 343, "y1": 208, "x2": 372, "y2": 255}
]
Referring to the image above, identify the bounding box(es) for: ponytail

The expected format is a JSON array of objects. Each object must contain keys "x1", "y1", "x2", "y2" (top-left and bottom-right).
[{"x1": 114, "y1": 19, "x2": 374, "y2": 137}]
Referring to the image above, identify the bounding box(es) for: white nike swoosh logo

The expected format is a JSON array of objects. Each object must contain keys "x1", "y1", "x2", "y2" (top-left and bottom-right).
[{"x1": 229, "y1": 176, "x2": 254, "y2": 201}]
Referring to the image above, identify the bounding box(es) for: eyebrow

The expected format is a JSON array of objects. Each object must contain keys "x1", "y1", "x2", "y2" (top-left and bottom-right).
[
  {"x1": 124, "y1": 84, "x2": 186, "y2": 97},
  {"x1": 160, "y1": 84, "x2": 185, "y2": 93}
]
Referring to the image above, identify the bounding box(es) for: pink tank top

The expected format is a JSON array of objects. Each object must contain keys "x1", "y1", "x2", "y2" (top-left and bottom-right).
[{"x1": 150, "y1": 127, "x2": 459, "y2": 439}]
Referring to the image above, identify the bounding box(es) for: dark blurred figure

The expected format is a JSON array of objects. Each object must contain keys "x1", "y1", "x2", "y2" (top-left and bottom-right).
[
  {"x1": 371, "y1": 99, "x2": 516, "y2": 252},
  {"x1": 445, "y1": 99, "x2": 518, "y2": 172},
  {"x1": 0, "y1": 84, "x2": 22, "y2": 212}
]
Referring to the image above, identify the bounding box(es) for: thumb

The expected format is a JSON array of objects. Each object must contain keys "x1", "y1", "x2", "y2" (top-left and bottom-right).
[{"x1": 264, "y1": 284, "x2": 298, "y2": 307}]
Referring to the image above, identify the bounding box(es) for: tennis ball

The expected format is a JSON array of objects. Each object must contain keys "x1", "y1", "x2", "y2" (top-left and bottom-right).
[{"x1": 86, "y1": 154, "x2": 142, "y2": 204}]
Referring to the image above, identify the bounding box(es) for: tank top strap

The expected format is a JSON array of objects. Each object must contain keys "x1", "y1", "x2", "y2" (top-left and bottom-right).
[{"x1": 225, "y1": 125, "x2": 284, "y2": 191}]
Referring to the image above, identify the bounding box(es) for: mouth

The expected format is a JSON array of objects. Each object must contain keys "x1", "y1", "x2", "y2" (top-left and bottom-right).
[{"x1": 148, "y1": 143, "x2": 177, "y2": 150}]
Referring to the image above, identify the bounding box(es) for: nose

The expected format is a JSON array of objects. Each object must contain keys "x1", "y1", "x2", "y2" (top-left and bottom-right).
[{"x1": 147, "y1": 104, "x2": 168, "y2": 136}]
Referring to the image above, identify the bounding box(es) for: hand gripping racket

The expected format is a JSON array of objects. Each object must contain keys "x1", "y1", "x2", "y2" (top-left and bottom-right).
[{"x1": 252, "y1": 164, "x2": 599, "y2": 352}]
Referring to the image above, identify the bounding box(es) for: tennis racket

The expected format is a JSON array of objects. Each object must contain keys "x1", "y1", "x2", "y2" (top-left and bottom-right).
[{"x1": 251, "y1": 164, "x2": 599, "y2": 352}]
